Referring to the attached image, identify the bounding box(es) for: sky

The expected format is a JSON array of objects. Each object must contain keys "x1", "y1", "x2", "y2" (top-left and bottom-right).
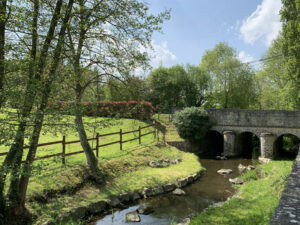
[{"x1": 144, "y1": 0, "x2": 282, "y2": 69}]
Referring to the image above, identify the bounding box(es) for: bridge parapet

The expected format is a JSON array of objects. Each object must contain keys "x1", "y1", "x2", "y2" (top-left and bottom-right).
[{"x1": 206, "y1": 109, "x2": 300, "y2": 129}]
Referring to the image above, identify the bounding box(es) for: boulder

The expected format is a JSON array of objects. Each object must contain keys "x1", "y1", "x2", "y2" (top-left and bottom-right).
[
  {"x1": 69, "y1": 206, "x2": 87, "y2": 219},
  {"x1": 107, "y1": 196, "x2": 121, "y2": 208},
  {"x1": 247, "y1": 165, "x2": 255, "y2": 170},
  {"x1": 171, "y1": 159, "x2": 179, "y2": 164},
  {"x1": 164, "y1": 157, "x2": 170, "y2": 164},
  {"x1": 149, "y1": 160, "x2": 158, "y2": 168},
  {"x1": 229, "y1": 177, "x2": 244, "y2": 185},
  {"x1": 142, "y1": 187, "x2": 153, "y2": 198},
  {"x1": 216, "y1": 156, "x2": 227, "y2": 160},
  {"x1": 238, "y1": 164, "x2": 247, "y2": 173},
  {"x1": 177, "y1": 178, "x2": 188, "y2": 188},
  {"x1": 136, "y1": 204, "x2": 154, "y2": 215},
  {"x1": 125, "y1": 211, "x2": 141, "y2": 223},
  {"x1": 152, "y1": 185, "x2": 164, "y2": 195},
  {"x1": 87, "y1": 201, "x2": 107, "y2": 214},
  {"x1": 163, "y1": 183, "x2": 176, "y2": 192},
  {"x1": 217, "y1": 169, "x2": 233, "y2": 175},
  {"x1": 259, "y1": 157, "x2": 271, "y2": 164},
  {"x1": 191, "y1": 173, "x2": 198, "y2": 181},
  {"x1": 187, "y1": 176, "x2": 194, "y2": 184},
  {"x1": 172, "y1": 188, "x2": 186, "y2": 196},
  {"x1": 130, "y1": 190, "x2": 142, "y2": 202},
  {"x1": 177, "y1": 218, "x2": 190, "y2": 225},
  {"x1": 196, "y1": 171, "x2": 203, "y2": 178},
  {"x1": 119, "y1": 192, "x2": 131, "y2": 203}
]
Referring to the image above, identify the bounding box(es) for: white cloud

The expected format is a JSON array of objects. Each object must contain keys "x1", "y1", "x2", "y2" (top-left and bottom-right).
[
  {"x1": 240, "y1": 0, "x2": 282, "y2": 46},
  {"x1": 148, "y1": 41, "x2": 178, "y2": 68},
  {"x1": 238, "y1": 51, "x2": 254, "y2": 63},
  {"x1": 135, "y1": 40, "x2": 178, "y2": 76}
]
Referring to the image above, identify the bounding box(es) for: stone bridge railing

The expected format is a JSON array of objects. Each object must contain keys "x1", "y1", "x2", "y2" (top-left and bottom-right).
[{"x1": 270, "y1": 151, "x2": 300, "y2": 225}]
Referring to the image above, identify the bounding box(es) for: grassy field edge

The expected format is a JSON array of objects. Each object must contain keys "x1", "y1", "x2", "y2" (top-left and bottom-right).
[{"x1": 190, "y1": 160, "x2": 293, "y2": 225}]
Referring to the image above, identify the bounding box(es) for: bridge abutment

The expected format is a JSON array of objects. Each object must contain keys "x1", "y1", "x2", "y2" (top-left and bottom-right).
[
  {"x1": 260, "y1": 133, "x2": 276, "y2": 159},
  {"x1": 223, "y1": 131, "x2": 239, "y2": 157}
]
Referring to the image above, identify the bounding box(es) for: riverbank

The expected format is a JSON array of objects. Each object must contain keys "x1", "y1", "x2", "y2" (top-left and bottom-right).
[
  {"x1": 190, "y1": 160, "x2": 293, "y2": 225},
  {"x1": 25, "y1": 119, "x2": 203, "y2": 225}
]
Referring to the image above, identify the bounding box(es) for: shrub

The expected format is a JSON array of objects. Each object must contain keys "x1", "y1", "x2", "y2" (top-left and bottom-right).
[
  {"x1": 47, "y1": 101, "x2": 154, "y2": 120},
  {"x1": 173, "y1": 107, "x2": 213, "y2": 143}
]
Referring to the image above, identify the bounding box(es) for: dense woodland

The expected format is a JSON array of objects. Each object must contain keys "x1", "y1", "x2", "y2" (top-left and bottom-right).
[{"x1": 0, "y1": 0, "x2": 299, "y2": 224}]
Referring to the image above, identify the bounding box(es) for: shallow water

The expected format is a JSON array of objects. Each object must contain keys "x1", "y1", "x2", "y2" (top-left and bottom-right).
[{"x1": 90, "y1": 158, "x2": 254, "y2": 225}]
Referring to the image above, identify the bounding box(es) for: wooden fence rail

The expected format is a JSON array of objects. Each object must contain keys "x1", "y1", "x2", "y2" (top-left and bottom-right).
[{"x1": 0, "y1": 121, "x2": 156, "y2": 164}]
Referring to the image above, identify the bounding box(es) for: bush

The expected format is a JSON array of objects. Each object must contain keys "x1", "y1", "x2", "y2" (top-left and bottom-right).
[
  {"x1": 47, "y1": 101, "x2": 154, "y2": 120},
  {"x1": 173, "y1": 107, "x2": 213, "y2": 143}
]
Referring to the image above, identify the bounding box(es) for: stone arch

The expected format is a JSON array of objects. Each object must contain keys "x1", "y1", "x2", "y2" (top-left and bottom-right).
[
  {"x1": 236, "y1": 131, "x2": 260, "y2": 159},
  {"x1": 203, "y1": 130, "x2": 224, "y2": 156},
  {"x1": 274, "y1": 133, "x2": 300, "y2": 159},
  {"x1": 277, "y1": 131, "x2": 300, "y2": 140}
]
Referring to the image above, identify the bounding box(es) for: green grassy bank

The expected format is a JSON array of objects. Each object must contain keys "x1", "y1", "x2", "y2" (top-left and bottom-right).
[
  {"x1": 190, "y1": 160, "x2": 293, "y2": 225},
  {"x1": 0, "y1": 115, "x2": 202, "y2": 224}
]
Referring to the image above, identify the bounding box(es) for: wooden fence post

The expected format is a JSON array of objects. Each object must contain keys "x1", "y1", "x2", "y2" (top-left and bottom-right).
[
  {"x1": 62, "y1": 135, "x2": 66, "y2": 164},
  {"x1": 120, "y1": 129, "x2": 122, "y2": 150},
  {"x1": 139, "y1": 126, "x2": 141, "y2": 144},
  {"x1": 96, "y1": 133, "x2": 99, "y2": 157},
  {"x1": 153, "y1": 120, "x2": 156, "y2": 139}
]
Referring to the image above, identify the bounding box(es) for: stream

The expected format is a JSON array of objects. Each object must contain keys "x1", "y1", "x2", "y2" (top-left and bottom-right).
[{"x1": 89, "y1": 158, "x2": 254, "y2": 225}]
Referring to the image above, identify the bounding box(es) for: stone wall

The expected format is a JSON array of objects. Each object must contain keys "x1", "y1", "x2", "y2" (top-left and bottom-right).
[
  {"x1": 206, "y1": 109, "x2": 300, "y2": 129},
  {"x1": 270, "y1": 150, "x2": 300, "y2": 225}
]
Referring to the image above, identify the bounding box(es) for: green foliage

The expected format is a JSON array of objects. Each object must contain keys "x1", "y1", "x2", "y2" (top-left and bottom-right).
[
  {"x1": 282, "y1": 134, "x2": 300, "y2": 155},
  {"x1": 147, "y1": 65, "x2": 210, "y2": 112},
  {"x1": 256, "y1": 35, "x2": 294, "y2": 110},
  {"x1": 101, "y1": 77, "x2": 148, "y2": 102},
  {"x1": 280, "y1": 0, "x2": 300, "y2": 109},
  {"x1": 173, "y1": 107, "x2": 213, "y2": 143},
  {"x1": 200, "y1": 42, "x2": 258, "y2": 109}
]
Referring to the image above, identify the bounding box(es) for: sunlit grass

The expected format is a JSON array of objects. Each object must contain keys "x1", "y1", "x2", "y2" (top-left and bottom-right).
[{"x1": 190, "y1": 160, "x2": 293, "y2": 225}]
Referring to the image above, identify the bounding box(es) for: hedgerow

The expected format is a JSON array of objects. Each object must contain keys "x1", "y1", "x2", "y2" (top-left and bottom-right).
[{"x1": 47, "y1": 101, "x2": 154, "y2": 120}]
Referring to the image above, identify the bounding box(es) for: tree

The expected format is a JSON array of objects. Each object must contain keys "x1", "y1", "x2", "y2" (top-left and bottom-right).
[
  {"x1": 256, "y1": 35, "x2": 291, "y2": 109},
  {"x1": 65, "y1": 0, "x2": 169, "y2": 180},
  {"x1": 280, "y1": 0, "x2": 300, "y2": 109},
  {"x1": 0, "y1": 0, "x2": 7, "y2": 107},
  {"x1": 0, "y1": 0, "x2": 74, "y2": 223},
  {"x1": 199, "y1": 42, "x2": 257, "y2": 109},
  {"x1": 185, "y1": 64, "x2": 210, "y2": 107},
  {"x1": 103, "y1": 76, "x2": 148, "y2": 102}
]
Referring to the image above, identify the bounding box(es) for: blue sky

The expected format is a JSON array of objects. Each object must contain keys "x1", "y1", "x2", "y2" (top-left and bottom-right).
[{"x1": 145, "y1": 0, "x2": 282, "y2": 69}]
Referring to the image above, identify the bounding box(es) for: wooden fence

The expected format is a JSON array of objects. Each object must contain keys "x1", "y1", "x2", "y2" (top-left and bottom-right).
[{"x1": 0, "y1": 122, "x2": 156, "y2": 164}]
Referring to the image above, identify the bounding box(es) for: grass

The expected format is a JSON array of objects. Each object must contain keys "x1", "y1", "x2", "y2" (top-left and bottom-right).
[
  {"x1": 190, "y1": 160, "x2": 293, "y2": 225},
  {"x1": 0, "y1": 113, "x2": 202, "y2": 224},
  {"x1": 1, "y1": 115, "x2": 156, "y2": 198},
  {"x1": 0, "y1": 115, "x2": 154, "y2": 165}
]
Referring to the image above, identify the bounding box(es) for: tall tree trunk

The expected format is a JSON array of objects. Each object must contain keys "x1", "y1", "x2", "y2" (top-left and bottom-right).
[
  {"x1": 0, "y1": 0, "x2": 38, "y2": 213},
  {"x1": 74, "y1": 85, "x2": 101, "y2": 181},
  {"x1": 71, "y1": 0, "x2": 101, "y2": 182},
  {"x1": 17, "y1": 0, "x2": 74, "y2": 208},
  {"x1": 0, "y1": 0, "x2": 6, "y2": 107},
  {"x1": 0, "y1": 0, "x2": 63, "y2": 218}
]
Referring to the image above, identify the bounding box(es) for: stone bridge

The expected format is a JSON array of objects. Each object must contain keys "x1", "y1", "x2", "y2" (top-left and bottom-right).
[{"x1": 205, "y1": 109, "x2": 300, "y2": 160}]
